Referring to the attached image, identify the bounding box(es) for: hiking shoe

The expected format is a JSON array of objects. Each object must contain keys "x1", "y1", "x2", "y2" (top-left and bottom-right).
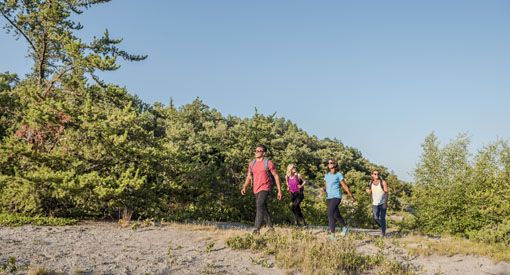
[
  {"x1": 340, "y1": 227, "x2": 349, "y2": 237},
  {"x1": 267, "y1": 227, "x2": 275, "y2": 234},
  {"x1": 329, "y1": 234, "x2": 335, "y2": 241},
  {"x1": 252, "y1": 230, "x2": 260, "y2": 236}
]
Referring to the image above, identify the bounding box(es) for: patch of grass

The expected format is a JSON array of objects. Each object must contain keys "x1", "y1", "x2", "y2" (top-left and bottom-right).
[
  {"x1": 227, "y1": 229, "x2": 414, "y2": 274},
  {"x1": 167, "y1": 244, "x2": 177, "y2": 265},
  {"x1": 203, "y1": 261, "x2": 217, "y2": 274},
  {"x1": 150, "y1": 221, "x2": 510, "y2": 271},
  {"x1": 205, "y1": 242, "x2": 215, "y2": 253},
  {"x1": 130, "y1": 222, "x2": 140, "y2": 231},
  {"x1": 1, "y1": 256, "x2": 20, "y2": 273},
  {"x1": 0, "y1": 213, "x2": 77, "y2": 227},
  {"x1": 1, "y1": 257, "x2": 58, "y2": 275},
  {"x1": 399, "y1": 234, "x2": 510, "y2": 262},
  {"x1": 27, "y1": 266, "x2": 56, "y2": 275}
]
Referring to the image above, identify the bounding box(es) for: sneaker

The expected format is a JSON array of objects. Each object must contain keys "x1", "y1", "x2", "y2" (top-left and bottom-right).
[
  {"x1": 340, "y1": 227, "x2": 349, "y2": 237},
  {"x1": 329, "y1": 234, "x2": 335, "y2": 241}
]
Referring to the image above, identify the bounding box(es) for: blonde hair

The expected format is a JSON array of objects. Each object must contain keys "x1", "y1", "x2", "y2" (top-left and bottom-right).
[{"x1": 286, "y1": 164, "x2": 297, "y2": 178}]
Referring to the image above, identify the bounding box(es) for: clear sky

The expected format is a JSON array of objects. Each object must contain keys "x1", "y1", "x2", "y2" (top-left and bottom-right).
[{"x1": 1, "y1": 0, "x2": 509, "y2": 182}]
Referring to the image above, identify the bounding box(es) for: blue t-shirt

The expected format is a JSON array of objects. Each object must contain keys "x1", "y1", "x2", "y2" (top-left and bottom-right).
[{"x1": 324, "y1": 172, "x2": 344, "y2": 199}]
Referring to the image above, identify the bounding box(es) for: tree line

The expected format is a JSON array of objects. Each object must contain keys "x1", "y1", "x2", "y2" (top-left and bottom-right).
[{"x1": 1, "y1": 0, "x2": 508, "y2": 245}]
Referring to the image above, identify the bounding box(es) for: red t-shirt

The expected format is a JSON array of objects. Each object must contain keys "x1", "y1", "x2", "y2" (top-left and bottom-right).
[{"x1": 249, "y1": 159, "x2": 276, "y2": 194}]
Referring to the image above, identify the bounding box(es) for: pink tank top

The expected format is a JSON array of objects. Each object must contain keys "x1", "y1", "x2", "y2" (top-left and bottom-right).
[{"x1": 287, "y1": 176, "x2": 300, "y2": 193}]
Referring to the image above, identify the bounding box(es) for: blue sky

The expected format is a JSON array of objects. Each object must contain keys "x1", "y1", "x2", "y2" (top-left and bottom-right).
[{"x1": 1, "y1": 0, "x2": 509, "y2": 181}]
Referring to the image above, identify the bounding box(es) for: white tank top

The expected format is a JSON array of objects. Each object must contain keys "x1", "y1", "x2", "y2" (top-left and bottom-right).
[{"x1": 371, "y1": 181, "x2": 386, "y2": 206}]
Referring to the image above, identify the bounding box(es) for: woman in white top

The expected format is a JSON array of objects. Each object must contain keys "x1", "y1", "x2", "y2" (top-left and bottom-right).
[{"x1": 365, "y1": 169, "x2": 388, "y2": 236}]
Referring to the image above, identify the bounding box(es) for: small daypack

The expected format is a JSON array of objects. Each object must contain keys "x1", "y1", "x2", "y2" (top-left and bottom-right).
[
  {"x1": 250, "y1": 158, "x2": 276, "y2": 190},
  {"x1": 297, "y1": 175, "x2": 304, "y2": 192}
]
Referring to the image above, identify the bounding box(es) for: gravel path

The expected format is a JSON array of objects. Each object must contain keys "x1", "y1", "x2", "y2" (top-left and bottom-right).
[
  {"x1": 0, "y1": 222, "x2": 282, "y2": 274},
  {"x1": 1, "y1": 222, "x2": 509, "y2": 274}
]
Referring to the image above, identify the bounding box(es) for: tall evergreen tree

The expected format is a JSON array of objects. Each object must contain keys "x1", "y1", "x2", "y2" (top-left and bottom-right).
[{"x1": 0, "y1": 0, "x2": 158, "y2": 219}]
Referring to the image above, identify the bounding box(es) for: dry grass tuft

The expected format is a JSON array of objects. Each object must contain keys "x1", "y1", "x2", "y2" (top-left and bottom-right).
[
  {"x1": 27, "y1": 265, "x2": 59, "y2": 275},
  {"x1": 399, "y1": 234, "x2": 510, "y2": 262},
  {"x1": 226, "y1": 228, "x2": 414, "y2": 274}
]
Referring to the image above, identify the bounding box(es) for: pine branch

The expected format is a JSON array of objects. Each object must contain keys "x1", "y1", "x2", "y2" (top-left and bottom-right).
[
  {"x1": 42, "y1": 65, "x2": 76, "y2": 98},
  {"x1": 0, "y1": 8, "x2": 40, "y2": 61}
]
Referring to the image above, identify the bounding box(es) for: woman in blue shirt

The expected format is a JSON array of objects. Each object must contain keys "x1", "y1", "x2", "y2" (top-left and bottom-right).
[{"x1": 320, "y1": 158, "x2": 356, "y2": 240}]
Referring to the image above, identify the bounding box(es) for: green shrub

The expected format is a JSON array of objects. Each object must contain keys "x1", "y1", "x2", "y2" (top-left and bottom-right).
[
  {"x1": 0, "y1": 212, "x2": 77, "y2": 226},
  {"x1": 468, "y1": 219, "x2": 510, "y2": 246}
]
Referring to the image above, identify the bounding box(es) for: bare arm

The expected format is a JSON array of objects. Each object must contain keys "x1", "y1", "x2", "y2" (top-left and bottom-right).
[
  {"x1": 340, "y1": 179, "x2": 356, "y2": 202},
  {"x1": 382, "y1": 180, "x2": 389, "y2": 209},
  {"x1": 320, "y1": 181, "x2": 327, "y2": 195},
  {"x1": 297, "y1": 174, "x2": 306, "y2": 188},
  {"x1": 241, "y1": 170, "x2": 251, "y2": 195},
  {"x1": 271, "y1": 170, "x2": 283, "y2": 200},
  {"x1": 366, "y1": 180, "x2": 372, "y2": 194}
]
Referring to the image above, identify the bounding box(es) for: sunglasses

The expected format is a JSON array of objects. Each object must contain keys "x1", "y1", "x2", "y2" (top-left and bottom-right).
[
  {"x1": 255, "y1": 150, "x2": 265, "y2": 153},
  {"x1": 372, "y1": 173, "x2": 379, "y2": 175}
]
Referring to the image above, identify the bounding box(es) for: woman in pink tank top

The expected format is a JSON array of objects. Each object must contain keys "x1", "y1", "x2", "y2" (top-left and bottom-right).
[{"x1": 286, "y1": 164, "x2": 307, "y2": 228}]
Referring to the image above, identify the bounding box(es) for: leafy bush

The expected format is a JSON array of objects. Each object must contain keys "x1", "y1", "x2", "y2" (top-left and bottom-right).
[
  {"x1": 0, "y1": 212, "x2": 77, "y2": 226},
  {"x1": 468, "y1": 219, "x2": 510, "y2": 246},
  {"x1": 0, "y1": 1, "x2": 410, "y2": 227},
  {"x1": 412, "y1": 133, "x2": 510, "y2": 243}
]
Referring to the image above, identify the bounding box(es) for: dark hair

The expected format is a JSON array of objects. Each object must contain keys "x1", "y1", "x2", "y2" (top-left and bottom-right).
[
  {"x1": 326, "y1": 158, "x2": 340, "y2": 173},
  {"x1": 369, "y1": 169, "x2": 383, "y2": 185},
  {"x1": 256, "y1": 144, "x2": 267, "y2": 153}
]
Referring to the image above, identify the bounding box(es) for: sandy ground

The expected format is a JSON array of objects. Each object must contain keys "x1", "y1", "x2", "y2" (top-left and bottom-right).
[
  {"x1": 1, "y1": 222, "x2": 509, "y2": 274},
  {"x1": 350, "y1": 228, "x2": 510, "y2": 275},
  {"x1": 0, "y1": 222, "x2": 281, "y2": 275}
]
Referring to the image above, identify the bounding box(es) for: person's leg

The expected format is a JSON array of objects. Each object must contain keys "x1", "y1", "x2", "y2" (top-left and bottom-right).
[
  {"x1": 296, "y1": 192, "x2": 305, "y2": 226},
  {"x1": 261, "y1": 191, "x2": 273, "y2": 229},
  {"x1": 327, "y1": 198, "x2": 344, "y2": 233},
  {"x1": 372, "y1": 205, "x2": 382, "y2": 227},
  {"x1": 254, "y1": 191, "x2": 268, "y2": 232},
  {"x1": 327, "y1": 199, "x2": 336, "y2": 233},
  {"x1": 379, "y1": 205, "x2": 387, "y2": 235},
  {"x1": 291, "y1": 192, "x2": 299, "y2": 226},
  {"x1": 332, "y1": 198, "x2": 346, "y2": 228}
]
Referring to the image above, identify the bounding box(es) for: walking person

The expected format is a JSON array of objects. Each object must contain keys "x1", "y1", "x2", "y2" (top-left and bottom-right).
[
  {"x1": 320, "y1": 158, "x2": 356, "y2": 240},
  {"x1": 366, "y1": 169, "x2": 388, "y2": 237},
  {"x1": 286, "y1": 164, "x2": 307, "y2": 228},
  {"x1": 241, "y1": 145, "x2": 283, "y2": 235}
]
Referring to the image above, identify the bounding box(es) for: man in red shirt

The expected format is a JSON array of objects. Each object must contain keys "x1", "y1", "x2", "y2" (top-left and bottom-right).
[{"x1": 241, "y1": 145, "x2": 282, "y2": 234}]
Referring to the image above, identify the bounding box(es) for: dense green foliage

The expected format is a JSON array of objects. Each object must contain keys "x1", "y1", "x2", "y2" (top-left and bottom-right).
[
  {"x1": 0, "y1": 0, "x2": 410, "y2": 227},
  {"x1": 2, "y1": 0, "x2": 508, "y2": 247},
  {"x1": 412, "y1": 133, "x2": 510, "y2": 244},
  {"x1": 0, "y1": 212, "x2": 76, "y2": 226},
  {"x1": 157, "y1": 103, "x2": 410, "y2": 227}
]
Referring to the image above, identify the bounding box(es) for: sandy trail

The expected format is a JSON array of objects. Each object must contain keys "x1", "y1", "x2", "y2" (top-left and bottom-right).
[
  {"x1": 1, "y1": 222, "x2": 281, "y2": 274},
  {"x1": 1, "y1": 222, "x2": 509, "y2": 274}
]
